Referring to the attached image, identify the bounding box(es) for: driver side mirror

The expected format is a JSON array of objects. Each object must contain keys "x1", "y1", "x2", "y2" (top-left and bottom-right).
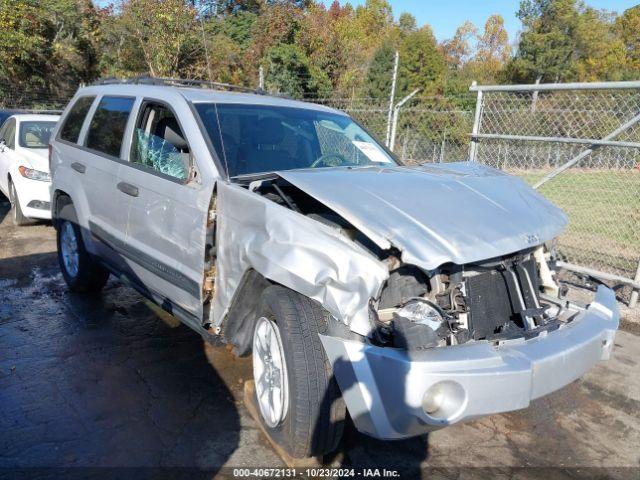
[{"x1": 186, "y1": 157, "x2": 200, "y2": 184}]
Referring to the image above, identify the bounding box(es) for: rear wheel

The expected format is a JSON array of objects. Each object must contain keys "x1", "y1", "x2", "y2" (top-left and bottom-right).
[
  {"x1": 251, "y1": 286, "x2": 345, "y2": 458},
  {"x1": 56, "y1": 202, "x2": 109, "y2": 293},
  {"x1": 9, "y1": 179, "x2": 31, "y2": 226}
]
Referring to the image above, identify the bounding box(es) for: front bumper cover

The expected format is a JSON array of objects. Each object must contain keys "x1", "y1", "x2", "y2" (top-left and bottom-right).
[
  {"x1": 12, "y1": 174, "x2": 52, "y2": 220},
  {"x1": 320, "y1": 285, "x2": 619, "y2": 440}
]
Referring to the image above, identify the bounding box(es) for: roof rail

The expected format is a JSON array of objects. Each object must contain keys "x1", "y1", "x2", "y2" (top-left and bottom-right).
[{"x1": 92, "y1": 76, "x2": 266, "y2": 95}]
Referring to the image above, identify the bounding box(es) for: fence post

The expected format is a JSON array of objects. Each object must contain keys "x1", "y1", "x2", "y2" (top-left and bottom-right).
[
  {"x1": 469, "y1": 81, "x2": 483, "y2": 162},
  {"x1": 630, "y1": 259, "x2": 640, "y2": 308},
  {"x1": 390, "y1": 88, "x2": 419, "y2": 152},
  {"x1": 258, "y1": 66, "x2": 265, "y2": 91},
  {"x1": 385, "y1": 51, "x2": 399, "y2": 147},
  {"x1": 198, "y1": 11, "x2": 213, "y2": 83},
  {"x1": 531, "y1": 76, "x2": 541, "y2": 112}
]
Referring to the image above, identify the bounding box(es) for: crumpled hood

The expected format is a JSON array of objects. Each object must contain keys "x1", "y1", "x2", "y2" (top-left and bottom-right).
[{"x1": 278, "y1": 162, "x2": 567, "y2": 270}]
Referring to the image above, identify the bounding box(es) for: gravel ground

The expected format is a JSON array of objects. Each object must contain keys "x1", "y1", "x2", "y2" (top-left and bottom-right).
[{"x1": 0, "y1": 198, "x2": 638, "y2": 479}]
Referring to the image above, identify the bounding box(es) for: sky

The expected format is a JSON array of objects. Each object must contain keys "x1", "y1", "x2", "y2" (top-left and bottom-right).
[{"x1": 321, "y1": 0, "x2": 640, "y2": 42}]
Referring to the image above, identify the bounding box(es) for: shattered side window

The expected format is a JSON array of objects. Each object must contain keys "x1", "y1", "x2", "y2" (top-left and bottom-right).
[
  {"x1": 131, "y1": 128, "x2": 188, "y2": 180},
  {"x1": 130, "y1": 102, "x2": 190, "y2": 181}
]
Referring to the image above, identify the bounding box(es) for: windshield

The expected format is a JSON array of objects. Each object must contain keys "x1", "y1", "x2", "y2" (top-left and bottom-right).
[
  {"x1": 194, "y1": 103, "x2": 397, "y2": 177},
  {"x1": 19, "y1": 121, "x2": 57, "y2": 149}
]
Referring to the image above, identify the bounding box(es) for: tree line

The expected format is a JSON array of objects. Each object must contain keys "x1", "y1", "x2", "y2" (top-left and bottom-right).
[{"x1": 1, "y1": 0, "x2": 639, "y2": 107}]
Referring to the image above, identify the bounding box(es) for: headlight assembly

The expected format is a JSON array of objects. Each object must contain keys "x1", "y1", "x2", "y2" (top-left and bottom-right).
[
  {"x1": 397, "y1": 299, "x2": 445, "y2": 331},
  {"x1": 18, "y1": 165, "x2": 50, "y2": 182}
]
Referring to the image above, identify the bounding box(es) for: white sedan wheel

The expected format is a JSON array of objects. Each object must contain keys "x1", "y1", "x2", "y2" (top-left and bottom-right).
[{"x1": 253, "y1": 316, "x2": 289, "y2": 428}]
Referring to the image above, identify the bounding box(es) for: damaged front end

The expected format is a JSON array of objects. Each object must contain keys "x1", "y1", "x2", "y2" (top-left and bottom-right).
[
  {"x1": 212, "y1": 162, "x2": 619, "y2": 440},
  {"x1": 372, "y1": 246, "x2": 571, "y2": 351}
]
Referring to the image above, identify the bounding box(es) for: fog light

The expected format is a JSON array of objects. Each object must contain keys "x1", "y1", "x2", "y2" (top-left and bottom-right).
[
  {"x1": 422, "y1": 381, "x2": 467, "y2": 421},
  {"x1": 27, "y1": 200, "x2": 50, "y2": 210},
  {"x1": 422, "y1": 386, "x2": 445, "y2": 414}
]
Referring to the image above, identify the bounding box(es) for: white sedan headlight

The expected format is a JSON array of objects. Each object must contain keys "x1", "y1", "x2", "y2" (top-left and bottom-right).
[{"x1": 19, "y1": 165, "x2": 50, "y2": 182}]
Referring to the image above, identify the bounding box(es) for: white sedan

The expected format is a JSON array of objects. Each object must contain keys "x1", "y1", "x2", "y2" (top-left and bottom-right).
[{"x1": 0, "y1": 114, "x2": 59, "y2": 225}]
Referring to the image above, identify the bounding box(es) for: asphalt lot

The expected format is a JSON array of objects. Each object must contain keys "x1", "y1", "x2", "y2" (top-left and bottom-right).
[{"x1": 0, "y1": 197, "x2": 639, "y2": 479}]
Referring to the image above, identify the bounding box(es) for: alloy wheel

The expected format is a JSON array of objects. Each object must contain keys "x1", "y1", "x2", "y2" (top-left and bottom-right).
[
  {"x1": 252, "y1": 316, "x2": 289, "y2": 428},
  {"x1": 60, "y1": 221, "x2": 80, "y2": 278}
]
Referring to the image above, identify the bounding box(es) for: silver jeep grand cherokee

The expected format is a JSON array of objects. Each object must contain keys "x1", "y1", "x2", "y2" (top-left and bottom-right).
[{"x1": 49, "y1": 78, "x2": 619, "y2": 458}]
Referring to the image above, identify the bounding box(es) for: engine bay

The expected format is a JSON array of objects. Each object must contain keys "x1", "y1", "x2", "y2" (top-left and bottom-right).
[{"x1": 374, "y1": 248, "x2": 575, "y2": 350}]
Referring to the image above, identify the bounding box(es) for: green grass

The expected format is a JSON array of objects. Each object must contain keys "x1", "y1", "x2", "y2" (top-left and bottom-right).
[{"x1": 513, "y1": 169, "x2": 640, "y2": 277}]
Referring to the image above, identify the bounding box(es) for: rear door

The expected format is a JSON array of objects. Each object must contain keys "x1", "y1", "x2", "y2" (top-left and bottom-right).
[
  {"x1": 78, "y1": 95, "x2": 137, "y2": 270},
  {"x1": 117, "y1": 99, "x2": 208, "y2": 319}
]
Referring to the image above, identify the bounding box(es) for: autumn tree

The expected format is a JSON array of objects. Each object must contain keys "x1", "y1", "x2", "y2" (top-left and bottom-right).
[
  {"x1": 398, "y1": 12, "x2": 417, "y2": 34},
  {"x1": 510, "y1": 0, "x2": 582, "y2": 82},
  {"x1": 398, "y1": 25, "x2": 446, "y2": 97},
  {"x1": 441, "y1": 20, "x2": 478, "y2": 70},
  {"x1": 475, "y1": 14, "x2": 511, "y2": 80},
  {"x1": 573, "y1": 8, "x2": 626, "y2": 81},
  {"x1": 510, "y1": 0, "x2": 629, "y2": 82},
  {"x1": 363, "y1": 42, "x2": 396, "y2": 99},
  {"x1": 0, "y1": 0, "x2": 100, "y2": 103},
  {"x1": 615, "y1": 5, "x2": 640, "y2": 78},
  {"x1": 244, "y1": 0, "x2": 302, "y2": 80},
  {"x1": 114, "y1": 0, "x2": 201, "y2": 77},
  {"x1": 263, "y1": 43, "x2": 330, "y2": 98},
  {"x1": 296, "y1": 2, "x2": 349, "y2": 90},
  {"x1": 354, "y1": 0, "x2": 393, "y2": 41}
]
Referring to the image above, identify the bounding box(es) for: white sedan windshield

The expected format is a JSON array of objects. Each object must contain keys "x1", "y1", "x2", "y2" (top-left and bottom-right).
[
  {"x1": 195, "y1": 103, "x2": 397, "y2": 177},
  {"x1": 19, "y1": 121, "x2": 57, "y2": 149}
]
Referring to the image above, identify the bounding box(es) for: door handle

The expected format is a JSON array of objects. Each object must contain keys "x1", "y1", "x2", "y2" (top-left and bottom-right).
[
  {"x1": 117, "y1": 181, "x2": 139, "y2": 197},
  {"x1": 71, "y1": 162, "x2": 86, "y2": 174}
]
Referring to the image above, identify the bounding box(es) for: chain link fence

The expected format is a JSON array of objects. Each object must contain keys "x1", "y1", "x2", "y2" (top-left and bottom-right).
[
  {"x1": 0, "y1": 81, "x2": 75, "y2": 111},
  {"x1": 469, "y1": 82, "x2": 640, "y2": 307},
  {"x1": 309, "y1": 96, "x2": 475, "y2": 165}
]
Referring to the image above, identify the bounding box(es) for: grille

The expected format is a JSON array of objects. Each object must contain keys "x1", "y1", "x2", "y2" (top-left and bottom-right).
[
  {"x1": 465, "y1": 258, "x2": 541, "y2": 340},
  {"x1": 466, "y1": 270, "x2": 514, "y2": 340}
]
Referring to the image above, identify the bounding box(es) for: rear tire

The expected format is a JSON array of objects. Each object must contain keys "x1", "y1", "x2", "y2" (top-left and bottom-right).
[
  {"x1": 9, "y1": 179, "x2": 31, "y2": 226},
  {"x1": 56, "y1": 202, "x2": 109, "y2": 293},
  {"x1": 252, "y1": 286, "x2": 345, "y2": 458}
]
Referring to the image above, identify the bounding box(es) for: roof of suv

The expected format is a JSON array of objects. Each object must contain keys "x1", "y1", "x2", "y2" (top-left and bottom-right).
[{"x1": 77, "y1": 84, "x2": 344, "y2": 115}]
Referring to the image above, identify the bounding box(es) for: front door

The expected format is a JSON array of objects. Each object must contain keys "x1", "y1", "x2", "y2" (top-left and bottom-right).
[{"x1": 117, "y1": 100, "x2": 208, "y2": 320}]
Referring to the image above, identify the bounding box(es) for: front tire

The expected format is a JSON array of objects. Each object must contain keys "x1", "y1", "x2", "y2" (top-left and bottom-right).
[
  {"x1": 252, "y1": 286, "x2": 345, "y2": 458},
  {"x1": 9, "y1": 179, "x2": 31, "y2": 226},
  {"x1": 56, "y1": 202, "x2": 109, "y2": 293}
]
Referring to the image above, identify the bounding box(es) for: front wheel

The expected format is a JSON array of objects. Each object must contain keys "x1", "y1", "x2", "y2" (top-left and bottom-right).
[
  {"x1": 56, "y1": 202, "x2": 110, "y2": 293},
  {"x1": 252, "y1": 286, "x2": 345, "y2": 458},
  {"x1": 9, "y1": 179, "x2": 31, "y2": 226}
]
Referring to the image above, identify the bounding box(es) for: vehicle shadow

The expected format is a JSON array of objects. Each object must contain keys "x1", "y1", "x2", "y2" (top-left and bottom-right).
[
  {"x1": 314, "y1": 332, "x2": 430, "y2": 477},
  {"x1": 0, "y1": 193, "x2": 9, "y2": 224},
  {"x1": 0, "y1": 250, "x2": 240, "y2": 478}
]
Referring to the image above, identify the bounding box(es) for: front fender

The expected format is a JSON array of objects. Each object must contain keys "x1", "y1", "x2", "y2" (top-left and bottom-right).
[{"x1": 212, "y1": 182, "x2": 389, "y2": 336}]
